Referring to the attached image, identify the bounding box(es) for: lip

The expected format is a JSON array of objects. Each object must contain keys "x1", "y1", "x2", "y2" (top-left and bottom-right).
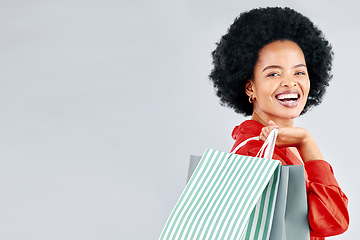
[{"x1": 275, "y1": 90, "x2": 301, "y2": 108}]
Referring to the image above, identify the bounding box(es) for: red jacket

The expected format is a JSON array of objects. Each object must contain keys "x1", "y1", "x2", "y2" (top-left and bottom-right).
[{"x1": 231, "y1": 120, "x2": 349, "y2": 240}]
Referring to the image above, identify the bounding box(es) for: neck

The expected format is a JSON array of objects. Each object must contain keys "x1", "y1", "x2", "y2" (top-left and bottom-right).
[{"x1": 251, "y1": 111, "x2": 294, "y2": 127}]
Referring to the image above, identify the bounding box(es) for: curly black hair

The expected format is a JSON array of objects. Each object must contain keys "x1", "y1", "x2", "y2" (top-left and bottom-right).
[{"x1": 209, "y1": 7, "x2": 333, "y2": 116}]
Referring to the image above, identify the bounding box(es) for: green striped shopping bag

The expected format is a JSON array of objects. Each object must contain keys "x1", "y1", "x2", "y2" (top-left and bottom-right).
[{"x1": 160, "y1": 130, "x2": 282, "y2": 240}]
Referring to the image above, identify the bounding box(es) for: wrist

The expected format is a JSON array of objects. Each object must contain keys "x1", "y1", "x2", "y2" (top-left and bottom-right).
[
  {"x1": 299, "y1": 129, "x2": 311, "y2": 148},
  {"x1": 299, "y1": 131, "x2": 324, "y2": 163}
]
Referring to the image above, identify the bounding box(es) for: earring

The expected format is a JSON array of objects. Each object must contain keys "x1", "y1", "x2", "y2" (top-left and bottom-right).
[{"x1": 249, "y1": 96, "x2": 254, "y2": 103}]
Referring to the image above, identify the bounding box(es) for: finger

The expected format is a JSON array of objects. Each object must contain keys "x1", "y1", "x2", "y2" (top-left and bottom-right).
[
  {"x1": 259, "y1": 132, "x2": 267, "y2": 141},
  {"x1": 264, "y1": 126, "x2": 273, "y2": 135},
  {"x1": 263, "y1": 126, "x2": 279, "y2": 140},
  {"x1": 268, "y1": 120, "x2": 279, "y2": 128},
  {"x1": 261, "y1": 127, "x2": 268, "y2": 139},
  {"x1": 262, "y1": 128, "x2": 270, "y2": 139},
  {"x1": 263, "y1": 133, "x2": 268, "y2": 140},
  {"x1": 259, "y1": 128, "x2": 267, "y2": 141},
  {"x1": 259, "y1": 132, "x2": 264, "y2": 141},
  {"x1": 261, "y1": 125, "x2": 277, "y2": 140},
  {"x1": 268, "y1": 120, "x2": 276, "y2": 126}
]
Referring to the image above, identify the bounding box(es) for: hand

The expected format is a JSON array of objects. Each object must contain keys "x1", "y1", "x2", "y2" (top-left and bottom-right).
[
  {"x1": 259, "y1": 120, "x2": 325, "y2": 163},
  {"x1": 260, "y1": 120, "x2": 307, "y2": 148},
  {"x1": 259, "y1": 120, "x2": 279, "y2": 142}
]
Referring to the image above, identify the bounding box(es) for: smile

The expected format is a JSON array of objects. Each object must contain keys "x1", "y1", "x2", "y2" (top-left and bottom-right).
[{"x1": 275, "y1": 92, "x2": 300, "y2": 108}]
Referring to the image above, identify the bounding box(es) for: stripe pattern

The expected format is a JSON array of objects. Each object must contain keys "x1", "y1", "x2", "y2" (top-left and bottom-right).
[
  {"x1": 243, "y1": 167, "x2": 280, "y2": 240},
  {"x1": 160, "y1": 149, "x2": 281, "y2": 240}
]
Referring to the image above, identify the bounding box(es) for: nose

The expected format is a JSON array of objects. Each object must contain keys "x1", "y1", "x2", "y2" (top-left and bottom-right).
[{"x1": 281, "y1": 76, "x2": 297, "y2": 87}]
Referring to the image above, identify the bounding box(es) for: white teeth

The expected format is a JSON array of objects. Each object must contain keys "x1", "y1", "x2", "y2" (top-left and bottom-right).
[{"x1": 277, "y1": 93, "x2": 298, "y2": 100}]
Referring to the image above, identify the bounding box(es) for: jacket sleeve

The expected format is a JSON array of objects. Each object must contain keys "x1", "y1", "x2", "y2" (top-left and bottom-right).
[{"x1": 305, "y1": 160, "x2": 349, "y2": 237}]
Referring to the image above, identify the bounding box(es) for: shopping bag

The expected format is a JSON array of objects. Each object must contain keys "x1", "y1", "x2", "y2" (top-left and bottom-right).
[
  {"x1": 187, "y1": 160, "x2": 310, "y2": 240},
  {"x1": 268, "y1": 165, "x2": 309, "y2": 240},
  {"x1": 159, "y1": 130, "x2": 283, "y2": 240},
  {"x1": 185, "y1": 131, "x2": 310, "y2": 240}
]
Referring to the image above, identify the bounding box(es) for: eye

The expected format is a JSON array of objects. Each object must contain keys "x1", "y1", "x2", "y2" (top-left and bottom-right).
[
  {"x1": 267, "y1": 72, "x2": 280, "y2": 77},
  {"x1": 295, "y1": 71, "x2": 306, "y2": 76}
]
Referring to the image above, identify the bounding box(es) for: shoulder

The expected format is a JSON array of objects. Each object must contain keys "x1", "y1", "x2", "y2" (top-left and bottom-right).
[
  {"x1": 231, "y1": 120, "x2": 263, "y2": 152},
  {"x1": 234, "y1": 139, "x2": 263, "y2": 156},
  {"x1": 231, "y1": 120, "x2": 263, "y2": 141}
]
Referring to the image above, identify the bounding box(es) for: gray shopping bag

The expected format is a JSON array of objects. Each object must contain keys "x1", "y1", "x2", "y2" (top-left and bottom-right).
[
  {"x1": 269, "y1": 165, "x2": 309, "y2": 240},
  {"x1": 187, "y1": 155, "x2": 201, "y2": 182}
]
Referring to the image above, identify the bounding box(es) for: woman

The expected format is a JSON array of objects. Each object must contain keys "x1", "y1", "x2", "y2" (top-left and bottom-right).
[{"x1": 209, "y1": 7, "x2": 349, "y2": 240}]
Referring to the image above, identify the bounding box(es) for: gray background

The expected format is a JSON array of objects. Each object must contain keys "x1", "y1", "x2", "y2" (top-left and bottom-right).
[{"x1": 0, "y1": 0, "x2": 358, "y2": 239}]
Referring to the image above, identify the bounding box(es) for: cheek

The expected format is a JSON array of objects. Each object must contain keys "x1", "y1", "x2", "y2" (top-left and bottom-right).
[
  {"x1": 302, "y1": 81, "x2": 310, "y2": 96},
  {"x1": 254, "y1": 82, "x2": 277, "y2": 97}
]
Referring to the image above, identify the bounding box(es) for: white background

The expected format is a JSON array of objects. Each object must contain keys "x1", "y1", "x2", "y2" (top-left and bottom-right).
[{"x1": 0, "y1": 0, "x2": 358, "y2": 239}]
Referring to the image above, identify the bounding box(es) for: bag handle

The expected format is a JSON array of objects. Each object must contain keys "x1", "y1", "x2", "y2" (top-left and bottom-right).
[
  {"x1": 231, "y1": 128, "x2": 278, "y2": 159},
  {"x1": 230, "y1": 136, "x2": 259, "y2": 154},
  {"x1": 256, "y1": 128, "x2": 278, "y2": 159}
]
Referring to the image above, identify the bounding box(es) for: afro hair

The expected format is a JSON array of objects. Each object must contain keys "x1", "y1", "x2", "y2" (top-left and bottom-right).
[{"x1": 209, "y1": 7, "x2": 333, "y2": 116}]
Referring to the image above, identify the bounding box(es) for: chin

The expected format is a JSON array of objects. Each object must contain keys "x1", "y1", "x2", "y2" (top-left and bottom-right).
[
  {"x1": 282, "y1": 115, "x2": 300, "y2": 120},
  {"x1": 276, "y1": 109, "x2": 302, "y2": 120}
]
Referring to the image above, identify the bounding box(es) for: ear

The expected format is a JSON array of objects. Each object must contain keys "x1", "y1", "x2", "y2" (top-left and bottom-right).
[{"x1": 245, "y1": 79, "x2": 255, "y2": 98}]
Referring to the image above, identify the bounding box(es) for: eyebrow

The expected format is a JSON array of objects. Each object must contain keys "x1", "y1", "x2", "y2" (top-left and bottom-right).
[{"x1": 262, "y1": 64, "x2": 307, "y2": 72}]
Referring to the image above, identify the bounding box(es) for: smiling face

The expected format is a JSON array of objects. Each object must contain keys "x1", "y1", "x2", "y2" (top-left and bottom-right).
[{"x1": 246, "y1": 40, "x2": 310, "y2": 127}]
